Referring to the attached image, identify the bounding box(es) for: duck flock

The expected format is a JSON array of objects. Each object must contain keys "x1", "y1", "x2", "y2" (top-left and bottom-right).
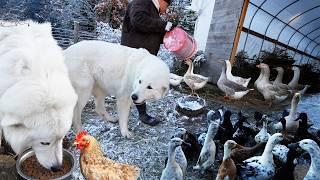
[
  {"x1": 164, "y1": 59, "x2": 319, "y2": 179},
  {"x1": 160, "y1": 93, "x2": 320, "y2": 179}
]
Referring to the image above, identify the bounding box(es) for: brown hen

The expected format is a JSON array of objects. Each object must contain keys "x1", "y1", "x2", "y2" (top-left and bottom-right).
[{"x1": 74, "y1": 131, "x2": 140, "y2": 180}]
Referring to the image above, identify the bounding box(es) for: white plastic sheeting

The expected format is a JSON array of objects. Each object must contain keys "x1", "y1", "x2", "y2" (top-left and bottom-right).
[{"x1": 190, "y1": 0, "x2": 216, "y2": 51}]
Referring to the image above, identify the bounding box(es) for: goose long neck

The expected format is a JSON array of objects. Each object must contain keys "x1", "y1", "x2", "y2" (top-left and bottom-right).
[
  {"x1": 190, "y1": 61, "x2": 194, "y2": 75},
  {"x1": 258, "y1": 68, "x2": 264, "y2": 81},
  {"x1": 261, "y1": 139, "x2": 275, "y2": 165},
  {"x1": 274, "y1": 70, "x2": 284, "y2": 83},
  {"x1": 168, "y1": 145, "x2": 177, "y2": 165},
  {"x1": 309, "y1": 146, "x2": 320, "y2": 172},
  {"x1": 289, "y1": 98, "x2": 298, "y2": 120},
  {"x1": 262, "y1": 120, "x2": 268, "y2": 131},
  {"x1": 221, "y1": 63, "x2": 227, "y2": 78},
  {"x1": 205, "y1": 126, "x2": 216, "y2": 143},
  {"x1": 262, "y1": 67, "x2": 271, "y2": 83},
  {"x1": 223, "y1": 147, "x2": 232, "y2": 161},
  {"x1": 226, "y1": 61, "x2": 232, "y2": 77},
  {"x1": 289, "y1": 69, "x2": 300, "y2": 86},
  {"x1": 187, "y1": 61, "x2": 192, "y2": 73}
]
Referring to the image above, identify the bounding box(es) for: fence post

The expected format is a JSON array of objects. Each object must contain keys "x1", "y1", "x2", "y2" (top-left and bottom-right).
[{"x1": 73, "y1": 21, "x2": 80, "y2": 43}]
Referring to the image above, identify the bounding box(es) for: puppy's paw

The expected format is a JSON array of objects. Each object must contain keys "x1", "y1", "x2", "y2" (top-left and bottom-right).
[{"x1": 121, "y1": 130, "x2": 134, "y2": 138}]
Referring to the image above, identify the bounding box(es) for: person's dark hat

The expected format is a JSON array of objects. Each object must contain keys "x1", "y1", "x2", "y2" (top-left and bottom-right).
[{"x1": 164, "y1": 0, "x2": 171, "y2": 5}]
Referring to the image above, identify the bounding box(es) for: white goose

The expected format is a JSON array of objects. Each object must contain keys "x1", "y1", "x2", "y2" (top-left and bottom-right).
[
  {"x1": 288, "y1": 66, "x2": 310, "y2": 95},
  {"x1": 239, "y1": 133, "x2": 284, "y2": 180},
  {"x1": 288, "y1": 66, "x2": 300, "y2": 89},
  {"x1": 273, "y1": 93, "x2": 301, "y2": 134},
  {"x1": 254, "y1": 64, "x2": 264, "y2": 90},
  {"x1": 217, "y1": 60, "x2": 253, "y2": 99},
  {"x1": 273, "y1": 67, "x2": 284, "y2": 85},
  {"x1": 183, "y1": 60, "x2": 208, "y2": 94},
  {"x1": 254, "y1": 115, "x2": 270, "y2": 144},
  {"x1": 193, "y1": 121, "x2": 220, "y2": 171},
  {"x1": 294, "y1": 139, "x2": 320, "y2": 180},
  {"x1": 256, "y1": 63, "x2": 291, "y2": 105},
  {"x1": 225, "y1": 60, "x2": 251, "y2": 87}
]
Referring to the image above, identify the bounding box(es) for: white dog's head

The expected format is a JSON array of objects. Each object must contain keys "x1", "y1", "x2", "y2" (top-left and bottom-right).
[
  {"x1": 0, "y1": 21, "x2": 77, "y2": 170},
  {"x1": 131, "y1": 55, "x2": 170, "y2": 105}
]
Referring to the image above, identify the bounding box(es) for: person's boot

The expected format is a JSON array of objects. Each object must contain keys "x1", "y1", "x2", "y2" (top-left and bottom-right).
[{"x1": 136, "y1": 103, "x2": 160, "y2": 126}]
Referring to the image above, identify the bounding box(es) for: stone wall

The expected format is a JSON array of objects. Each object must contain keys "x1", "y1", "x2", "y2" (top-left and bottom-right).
[{"x1": 202, "y1": 0, "x2": 245, "y2": 83}]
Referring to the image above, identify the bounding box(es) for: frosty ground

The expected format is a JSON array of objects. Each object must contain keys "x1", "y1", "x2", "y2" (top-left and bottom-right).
[{"x1": 65, "y1": 83, "x2": 294, "y2": 180}]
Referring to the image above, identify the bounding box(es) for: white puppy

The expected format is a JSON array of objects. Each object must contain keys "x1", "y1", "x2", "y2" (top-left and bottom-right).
[
  {"x1": 0, "y1": 21, "x2": 77, "y2": 170},
  {"x1": 64, "y1": 40, "x2": 170, "y2": 138}
]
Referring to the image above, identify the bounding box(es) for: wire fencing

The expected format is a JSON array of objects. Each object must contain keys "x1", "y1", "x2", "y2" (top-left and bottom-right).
[{"x1": 52, "y1": 21, "x2": 97, "y2": 49}]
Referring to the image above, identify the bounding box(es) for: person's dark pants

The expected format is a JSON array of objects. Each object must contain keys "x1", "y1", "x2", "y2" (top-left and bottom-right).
[{"x1": 136, "y1": 103, "x2": 160, "y2": 126}]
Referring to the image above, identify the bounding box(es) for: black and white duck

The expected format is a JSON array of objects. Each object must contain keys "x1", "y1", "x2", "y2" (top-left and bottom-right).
[
  {"x1": 161, "y1": 138, "x2": 186, "y2": 180},
  {"x1": 194, "y1": 121, "x2": 220, "y2": 171},
  {"x1": 254, "y1": 115, "x2": 270, "y2": 144},
  {"x1": 294, "y1": 113, "x2": 320, "y2": 146},
  {"x1": 239, "y1": 133, "x2": 284, "y2": 180},
  {"x1": 215, "y1": 110, "x2": 235, "y2": 144},
  {"x1": 233, "y1": 111, "x2": 253, "y2": 146},
  {"x1": 206, "y1": 107, "x2": 224, "y2": 126},
  {"x1": 171, "y1": 128, "x2": 188, "y2": 175},
  {"x1": 289, "y1": 139, "x2": 320, "y2": 180},
  {"x1": 273, "y1": 93, "x2": 301, "y2": 134},
  {"x1": 273, "y1": 142, "x2": 303, "y2": 180}
]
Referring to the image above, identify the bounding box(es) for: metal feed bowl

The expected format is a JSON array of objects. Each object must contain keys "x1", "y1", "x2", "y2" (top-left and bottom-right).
[
  {"x1": 176, "y1": 95, "x2": 206, "y2": 116},
  {"x1": 16, "y1": 148, "x2": 76, "y2": 180}
]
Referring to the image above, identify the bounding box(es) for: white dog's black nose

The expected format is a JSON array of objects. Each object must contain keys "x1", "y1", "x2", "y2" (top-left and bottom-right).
[{"x1": 131, "y1": 94, "x2": 138, "y2": 101}]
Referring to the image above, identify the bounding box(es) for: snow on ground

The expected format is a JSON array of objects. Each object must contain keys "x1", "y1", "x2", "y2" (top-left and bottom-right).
[{"x1": 67, "y1": 89, "x2": 217, "y2": 180}]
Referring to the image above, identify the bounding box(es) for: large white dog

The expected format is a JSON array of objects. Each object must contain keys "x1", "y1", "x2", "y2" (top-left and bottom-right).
[
  {"x1": 0, "y1": 21, "x2": 77, "y2": 170},
  {"x1": 64, "y1": 40, "x2": 170, "y2": 138}
]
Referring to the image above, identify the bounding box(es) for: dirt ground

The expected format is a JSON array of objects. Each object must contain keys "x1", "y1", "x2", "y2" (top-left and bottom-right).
[{"x1": 65, "y1": 84, "x2": 295, "y2": 180}]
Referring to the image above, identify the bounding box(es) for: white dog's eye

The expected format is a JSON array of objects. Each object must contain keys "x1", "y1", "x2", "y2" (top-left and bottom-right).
[
  {"x1": 139, "y1": 80, "x2": 142, "y2": 84},
  {"x1": 147, "y1": 85, "x2": 152, "y2": 89},
  {"x1": 40, "y1": 142, "x2": 50, "y2": 146}
]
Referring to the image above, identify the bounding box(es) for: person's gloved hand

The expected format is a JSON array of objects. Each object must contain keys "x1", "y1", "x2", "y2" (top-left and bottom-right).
[{"x1": 165, "y1": 21, "x2": 178, "y2": 32}]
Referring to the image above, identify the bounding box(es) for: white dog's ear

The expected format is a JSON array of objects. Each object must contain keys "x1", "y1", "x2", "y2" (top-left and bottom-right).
[
  {"x1": 1, "y1": 114, "x2": 22, "y2": 127},
  {"x1": 0, "y1": 80, "x2": 47, "y2": 118}
]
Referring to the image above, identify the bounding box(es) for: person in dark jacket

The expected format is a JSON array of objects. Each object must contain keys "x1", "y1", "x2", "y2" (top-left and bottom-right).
[{"x1": 121, "y1": 0, "x2": 175, "y2": 126}]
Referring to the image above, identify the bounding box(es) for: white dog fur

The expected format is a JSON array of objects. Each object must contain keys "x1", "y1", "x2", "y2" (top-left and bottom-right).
[
  {"x1": 0, "y1": 20, "x2": 77, "y2": 169},
  {"x1": 64, "y1": 40, "x2": 170, "y2": 138}
]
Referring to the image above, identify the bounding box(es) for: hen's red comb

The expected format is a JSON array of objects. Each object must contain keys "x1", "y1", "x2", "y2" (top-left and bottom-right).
[{"x1": 76, "y1": 131, "x2": 88, "y2": 141}]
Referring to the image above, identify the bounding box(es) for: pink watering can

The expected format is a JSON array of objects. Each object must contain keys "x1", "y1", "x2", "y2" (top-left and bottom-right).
[{"x1": 163, "y1": 27, "x2": 197, "y2": 60}]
